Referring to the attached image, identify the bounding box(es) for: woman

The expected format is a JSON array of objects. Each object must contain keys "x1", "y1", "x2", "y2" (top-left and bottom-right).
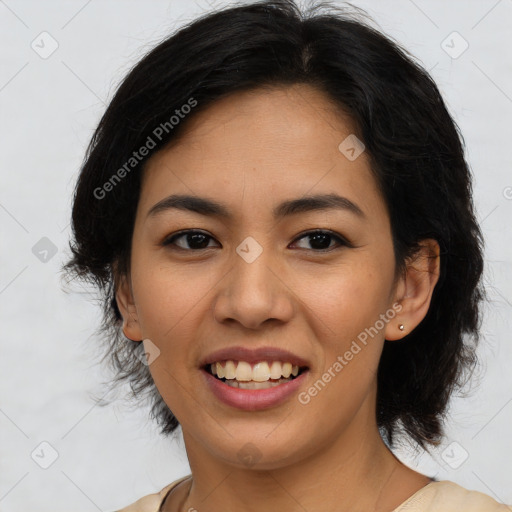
[{"x1": 62, "y1": 1, "x2": 511, "y2": 510}]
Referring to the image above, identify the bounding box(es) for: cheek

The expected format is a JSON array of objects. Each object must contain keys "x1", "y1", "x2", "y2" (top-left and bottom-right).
[
  {"x1": 299, "y1": 257, "x2": 394, "y2": 391},
  {"x1": 129, "y1": 257, "x2": 208, "y2": 416},
  {"x1": 297, "y1": 266, "x2": 389, "y2": 423},
  {"x1": 130, "y1": 254, "x2": 214, "y2": 339},
  {"x1": 301, "y1": 261, "x2": 388, "y2": 336}
]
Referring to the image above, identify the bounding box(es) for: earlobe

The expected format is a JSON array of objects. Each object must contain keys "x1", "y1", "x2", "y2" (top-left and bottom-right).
[
  {"x1": 385, "y1": 239, "x2": 441, "y2": 341},
  {"x1": 115, "y1": 274, "x2": 143, "y2": 342}
]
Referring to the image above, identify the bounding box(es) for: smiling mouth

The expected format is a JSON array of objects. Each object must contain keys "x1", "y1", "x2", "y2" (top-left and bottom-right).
[{"x1": 205, "y1": 360, "x2": 308, "y2": 390}]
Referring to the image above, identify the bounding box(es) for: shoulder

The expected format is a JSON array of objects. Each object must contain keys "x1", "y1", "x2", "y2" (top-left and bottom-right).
[
  {"x1": 394, "y1": 480, "x2": 511, "y2": 512},
  {"x1": 113, "y1": 475, "x2": 192, "y2": 512}
]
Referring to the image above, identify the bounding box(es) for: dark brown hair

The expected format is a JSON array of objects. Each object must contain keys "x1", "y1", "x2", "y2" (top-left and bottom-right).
[{"x1": 62, "y1": 0, "x2": 485, "y2": 451}]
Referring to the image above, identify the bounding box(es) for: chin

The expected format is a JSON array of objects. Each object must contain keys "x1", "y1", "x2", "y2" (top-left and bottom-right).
[{"x1": 198, "y1": 424, "x2": 320, "y2": 472}]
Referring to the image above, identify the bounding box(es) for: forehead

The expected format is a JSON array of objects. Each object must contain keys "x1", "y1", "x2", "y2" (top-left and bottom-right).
[{"x1": 139, "y1": 84, "x2": 386, "y2": 223}]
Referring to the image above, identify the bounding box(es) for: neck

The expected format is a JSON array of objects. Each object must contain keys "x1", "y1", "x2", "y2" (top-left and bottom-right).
[{"x1": 174, "y1": 419, "x2": 430, "y2": 512}]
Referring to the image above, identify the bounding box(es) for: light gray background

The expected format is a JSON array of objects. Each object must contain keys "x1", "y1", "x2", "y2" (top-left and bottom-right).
[{"x1": 1, "y1": 0, "x2": 511, "y2": 510}]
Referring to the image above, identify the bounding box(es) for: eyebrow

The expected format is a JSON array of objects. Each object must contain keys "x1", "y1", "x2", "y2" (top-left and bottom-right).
[{"x1": 146, "y1": 193, "x2": 366, "y2": 220}]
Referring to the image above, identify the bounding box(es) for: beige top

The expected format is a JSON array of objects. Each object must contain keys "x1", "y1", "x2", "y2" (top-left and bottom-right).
[{"x1": 114, "y1": 475, "x2": 511, "y2": 512}]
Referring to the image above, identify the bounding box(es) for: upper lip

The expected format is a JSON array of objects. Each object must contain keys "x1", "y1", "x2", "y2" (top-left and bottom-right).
[{"x1": 200, "y1": 346, "x2": 310, "y2": 369}]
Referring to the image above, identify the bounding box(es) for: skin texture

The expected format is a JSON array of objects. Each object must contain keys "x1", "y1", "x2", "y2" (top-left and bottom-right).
[{"x1": 116, "y1": 84, "x2": 440, "y2": 512}]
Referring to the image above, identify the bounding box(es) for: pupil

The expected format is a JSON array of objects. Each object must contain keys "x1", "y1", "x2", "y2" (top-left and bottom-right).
[
  {"x1": 310, "y1": 233, "x2": 330, "y2": 249},
  {"x1": 189, "y1": 233, "x2": 209, "y2": 249}
]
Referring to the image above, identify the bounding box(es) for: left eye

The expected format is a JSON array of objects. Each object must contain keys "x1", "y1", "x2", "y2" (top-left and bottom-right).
[
  {"x1": 162, "y1": 229, "x2": 350, "y2": 252},
  {"x1": 291, "y1": 230, "x2": 349, "y2": 251}
]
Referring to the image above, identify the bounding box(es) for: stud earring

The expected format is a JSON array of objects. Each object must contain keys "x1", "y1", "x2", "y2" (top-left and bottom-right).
[{"x1": 398, "y1": 324, "x2": 405, "y2": 331}]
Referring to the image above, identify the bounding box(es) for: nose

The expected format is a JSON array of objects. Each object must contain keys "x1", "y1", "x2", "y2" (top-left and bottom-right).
[{"x1": 212, "y1": 244, "x2": 294, "y2": 330}]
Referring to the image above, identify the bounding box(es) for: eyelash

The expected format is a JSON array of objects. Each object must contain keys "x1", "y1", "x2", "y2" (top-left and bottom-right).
[{"x1": 161, "y1": 229, "x2": 353, "y2": 252}]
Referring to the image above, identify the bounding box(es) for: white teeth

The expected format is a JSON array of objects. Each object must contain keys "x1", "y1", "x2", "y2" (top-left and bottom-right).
[
  {"x1": 224, "y1": 360, "x2": 236, "y2": 380},
  {"x1": 235, "y1": 361, "x2": 252, "y2": 381},
  {"x1": 269, "y1": 361, "x2": 282, "y2": 379},
  {"x1": 216, "y1": 362, "x2": 225, "y2": 379},
  {"x1": 209, "y1": 360, "x2": 301, "y2": 382},
  {"x1": 282, "y1": 362, "x2": 292, "y2": 378},
  {"x1": 229, "y1": 378, "x2": 292, "y2": 389},
  {"x1": 252, "y1": 362, "x2": 270, "y2": 382}
]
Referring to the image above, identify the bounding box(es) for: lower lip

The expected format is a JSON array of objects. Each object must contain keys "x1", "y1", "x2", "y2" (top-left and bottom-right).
[{"x1": 202, "y1": 369, "x2": 309, "y2": 411}]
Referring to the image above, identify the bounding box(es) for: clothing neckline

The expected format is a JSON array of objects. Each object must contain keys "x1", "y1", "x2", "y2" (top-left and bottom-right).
[
  {"x1": 159, "y1": 475, "x2": 437, "y2": 512},
  {"x1": 158, "y1": 475, "x2": 192, "y2": 512},
  {"x1": 390, "y1": 479, "x2": 437, "y2": 511}
]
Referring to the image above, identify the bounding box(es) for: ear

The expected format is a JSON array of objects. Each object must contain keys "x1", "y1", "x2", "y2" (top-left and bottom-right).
[
  {"x1": 385, "y1": 239, "x2": 441, "y2": 341},
  {"x1": 115, "y1": 272, "x2": 143, "y2": 342}
]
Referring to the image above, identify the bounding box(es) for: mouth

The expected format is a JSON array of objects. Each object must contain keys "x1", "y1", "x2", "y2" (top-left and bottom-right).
[
  {"x1": 199, "y1": 346, "x2": 310, "y2": 410},
  {"x1": 204, "y1": 360, "x2": 308, "y2": 389}
]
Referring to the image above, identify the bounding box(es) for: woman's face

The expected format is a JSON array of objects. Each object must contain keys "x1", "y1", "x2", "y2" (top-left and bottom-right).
[{"x1": 118, "y1": 84, "x2": 403, "y2": 469}]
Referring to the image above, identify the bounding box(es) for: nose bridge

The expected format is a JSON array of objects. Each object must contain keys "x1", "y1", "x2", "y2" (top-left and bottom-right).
[
  {"x1": 231, "y1": 235, "x2": 276, "y2": 303},
  {"x1": 213, "y1": 235, "x2": 293, "y2": 328}
]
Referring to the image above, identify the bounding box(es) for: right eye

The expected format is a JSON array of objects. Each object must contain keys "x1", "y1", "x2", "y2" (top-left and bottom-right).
[{"x1": 162, "y1": 230, "x2": 220, "y2": 251}]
